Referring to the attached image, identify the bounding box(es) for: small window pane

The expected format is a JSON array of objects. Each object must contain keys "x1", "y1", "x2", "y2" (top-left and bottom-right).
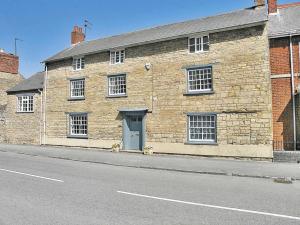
[
  {"x1": 196, "y1": 38, "x2": 202, "y2": 52},
  {"x1": 203, "y1": 36, "x2": 209, "y2": 44},
  {"x1": 81, "y1": 58, "x2": 85, "y2": 69},
  {"x1": 189, "y1": 38, "x2": 195, "y2": 53},
  {"x1": 110, "y1": 52, "x2": 116, "y2": 64}
]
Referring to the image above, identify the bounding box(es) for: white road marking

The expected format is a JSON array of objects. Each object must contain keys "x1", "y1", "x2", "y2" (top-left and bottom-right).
[
  {"x1": 117, "y1": 191, "x2": 300, "y2": 221},
  {"x1": 0, "y1": 168, "x2": 64, "y2": 183}
]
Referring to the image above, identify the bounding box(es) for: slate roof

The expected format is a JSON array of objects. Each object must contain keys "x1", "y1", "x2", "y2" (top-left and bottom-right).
[
  {"x1": 268, "y1": 5, "x2": 300, "y2": 38},
  {"x1": 45, "y1": 6, "x2": 267, "y2": 63},
  {"x1": 7, "y1": 72, "x2": 44, "y2": 93}
]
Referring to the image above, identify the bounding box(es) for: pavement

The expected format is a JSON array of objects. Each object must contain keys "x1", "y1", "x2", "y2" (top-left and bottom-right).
[
  {"x1": 1, "y1": 150, "x2": 300, "y2": 225},
  {"x1": 0, "y1": 144, "x2": 299, "y2": 181}
]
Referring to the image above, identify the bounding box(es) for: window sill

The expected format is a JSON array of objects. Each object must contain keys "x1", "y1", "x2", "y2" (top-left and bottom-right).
[
  {"x1": 16, "y1": 111, "x2": 34, "y2": 114},
  {"x1": 68, "y1": 97, "x2": 85, "y2": 101},
  {"x1": 185, "y1": 141, "x2": 218, "y2": 146},
  {"x1": 67, "y1": 135, "x2": 88, "y2": 139},
  {"x1": 106, "y1": 95, "x2": 128, "y2": 98},
  {"x1": 188, "y1": 50, "x2": 209, "y2": 54},
  {"x1": 184, "y1": 91, "x2": 214, "y2": 96},
  {"x1": 109, "y1": 62, "x2": 125, "y2": 66}
]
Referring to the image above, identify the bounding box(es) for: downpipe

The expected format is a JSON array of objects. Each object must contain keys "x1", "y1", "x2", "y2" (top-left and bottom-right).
[{"x1": 289, "y1": 34, "x2": 297, "y2": 151}]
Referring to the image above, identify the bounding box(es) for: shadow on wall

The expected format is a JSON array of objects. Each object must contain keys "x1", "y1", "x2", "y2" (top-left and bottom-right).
[
  {"x1": 0, "y1": 104, "x2": 7, "y2": 143},
  {"x1": 275, "y1": 97, "x2": 299, "y2": 150},
  {"x1": 296, "y1": 94, "x2": 300, "y2": 148}
]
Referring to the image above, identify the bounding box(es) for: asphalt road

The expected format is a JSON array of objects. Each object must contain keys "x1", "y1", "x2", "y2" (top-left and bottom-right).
[{"x1": 0, "y1": 151, "x2": 300, "y2": 225}]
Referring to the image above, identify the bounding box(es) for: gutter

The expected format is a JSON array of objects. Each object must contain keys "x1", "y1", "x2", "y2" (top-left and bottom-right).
[
  {"x1": 37, "y1": 89, "x2": 43, "y2": 145},
  {"x1": 6, "y1": 89, "x2": 42, "y2": 94},
  {"x1": 269, "y1": 31, "x2": 300, "y2": 39}
]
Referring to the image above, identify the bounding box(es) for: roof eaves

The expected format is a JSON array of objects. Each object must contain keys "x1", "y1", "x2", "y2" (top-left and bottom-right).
[
  {"x1": 7, "y1": 88, "x2": 43, "y2": 94},
  {"x1": 269, "y1": 31, "x2": 300, "y2": 38}
]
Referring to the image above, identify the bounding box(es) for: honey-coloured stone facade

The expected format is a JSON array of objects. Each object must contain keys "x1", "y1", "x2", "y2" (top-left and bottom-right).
[
  {"x1": 45, "y1": 25, "x2": 273, "y2": 158},
  {"x1": 4, "y1": 92, "x2": 43, "y2": 145}
]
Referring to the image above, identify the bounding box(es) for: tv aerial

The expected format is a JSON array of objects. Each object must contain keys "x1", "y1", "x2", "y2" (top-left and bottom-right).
[
  {"x1": 84, "y1": 19, "x2": 93, "y2": 37},
  {"x1": 14, "y1": 38, "x2": 23, "y2": 56}
]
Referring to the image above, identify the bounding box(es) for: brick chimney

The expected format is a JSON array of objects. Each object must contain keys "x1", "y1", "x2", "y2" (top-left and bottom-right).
[
  {"x1": 268, "y1": 0, "x2": 278, "y2": 13},
  {"x1": 255, "y1": 0, "x2": 265, "y2": 6},
  {"x1": 71, "y1": 26, "x2": 85, "y2": 45},
  {"x1": 0, "y1": 50, "x2": 19, "y2": 74}
]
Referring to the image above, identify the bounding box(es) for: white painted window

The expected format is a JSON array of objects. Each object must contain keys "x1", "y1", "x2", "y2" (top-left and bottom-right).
[
  {"x1": 187, "y1": 67, "x2": 212, "y2": 92},
  {"x1": 70, "y1": 114, "x2": 88, "y2": 136},
  {"x1": 108, "y1": 75, "x2": 126, "y2": 96},
  {"x1": 188, "y1": 114, "x2": 216, "y2": 142},
  {"x1": 70, "y1": 79, "x2": 85, "y2": 98},
  {"x1": 189, "y1": 36, "x2": 209, "y2": 53},
  {"x1": 72, "y1": 57, "x2": 85, "y2": 70},
  {"x1": 110, "y1": 50, "x2": 125, "y2": 64},
  {"x1": 17, "y1": 96, "x2": 34, "y2": 112}
]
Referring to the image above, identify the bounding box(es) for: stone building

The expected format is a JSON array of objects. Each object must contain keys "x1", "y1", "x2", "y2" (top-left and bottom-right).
[
  {"x1": 43, "y1": 2, "x2": 273, "y2": 159},
  {"x1": 0, "y1": 49, "x2": 23, "y2": 142},
  {"x1": 268, "y1": 0, "x2": 300, "y2": 150},
  {"x1": 5, "y1": 72, "x2": 44, "y2": 144}
]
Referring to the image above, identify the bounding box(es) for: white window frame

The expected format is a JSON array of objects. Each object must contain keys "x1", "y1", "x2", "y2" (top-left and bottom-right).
[
  {"x1": 188, "y1": 114, "x2": 217, "y2": 143},
  {"x1": 110, "y1": 50, "x2": 125, "y2": 65},
  {"x1": 108, "y1": 74, "x2": 127, "y2": 96},
  {"x1": 188, "y1": 35, "x2": 209, "y2": 53},
  {"x1": 72, "y1": 57, "x2": 85, "y2": 71},
  {"x1": 69, "y1": 113, "x2": 88, "y2": 137},
  {"x1": 70, "y1": 79, "x2": 85, "y2": 99},
  {"x1": 187, "y1": 66, "x2": 213, "y2": 93},
  {"x1": 17, "y1": 95, "x2": 34, "y2": 113}
]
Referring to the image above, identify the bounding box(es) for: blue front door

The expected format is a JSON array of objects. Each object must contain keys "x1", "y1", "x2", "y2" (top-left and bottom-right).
[{"x1": 124, "y1": 115, "x2": 143, "y2": 150}]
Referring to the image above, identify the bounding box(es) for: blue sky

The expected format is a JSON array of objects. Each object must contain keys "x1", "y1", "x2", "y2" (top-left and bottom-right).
[{"x1": 0, "y1": 0, "x2": 291, "y2": 77}]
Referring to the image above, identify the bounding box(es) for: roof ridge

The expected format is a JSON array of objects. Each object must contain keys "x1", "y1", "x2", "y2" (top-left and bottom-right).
[
  {"x1": 80, "y1": 7, "x2": 259, "y2": 46},
  {"x1": 278, "y1": 2, "x2": 300, "y2": 9}
]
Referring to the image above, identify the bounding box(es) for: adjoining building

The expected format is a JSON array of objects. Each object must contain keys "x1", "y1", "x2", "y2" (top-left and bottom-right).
[
  {"x1": 0, "y1": 49, "x2": 23, "y2": 142},
  {"x1": 268, "y1": 0, "x2": 300, "y2": 151},
  {"x1": 6, "y1": 72, "x2": 44, "y2": 145},
  {"x1": 42, "y1": 1, "x2": 273, "y2": 159}
]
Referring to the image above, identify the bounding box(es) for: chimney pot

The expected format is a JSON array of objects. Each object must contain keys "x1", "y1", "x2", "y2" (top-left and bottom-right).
[{"x1": 71, "y1": 25, "x2": 85, "y2": 45}]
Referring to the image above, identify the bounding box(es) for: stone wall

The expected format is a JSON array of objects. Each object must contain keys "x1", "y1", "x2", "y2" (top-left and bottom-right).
[
  {"x1": 0, "y1": 71, "x2": 23, "y2": 143},
  {"x1": 45, "y1": 24, "x2": 273, "y2": 158},
  {"x1": 4, "y1": 92, "x2": 42, "y2": 145},
  {"x1": 0, "y1": 71, "x2": 23, "y2": 105}
]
